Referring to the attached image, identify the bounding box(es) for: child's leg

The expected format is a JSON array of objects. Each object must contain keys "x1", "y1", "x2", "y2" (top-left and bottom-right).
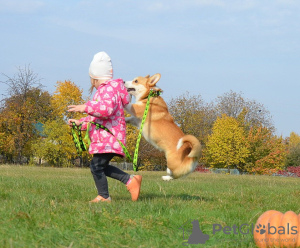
[
  {"x1": 104, "y1": 165, "x2": 131, "y2": 184},
  {"x1": 104, "y1": 162, "x2": 142, "y2": 201},
  {"x1": 90, "y1": 153, "x2": 115, "y2": 199}
]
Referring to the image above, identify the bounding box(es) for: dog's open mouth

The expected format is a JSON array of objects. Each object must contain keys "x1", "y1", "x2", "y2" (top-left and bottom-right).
[{"x1": 127, "y1": 88, "x2": 136, "y2": 92}]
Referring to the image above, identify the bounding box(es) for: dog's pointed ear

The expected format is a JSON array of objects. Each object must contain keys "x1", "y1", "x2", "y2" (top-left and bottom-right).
[
  {"x1": 149, "y1": 73, "x2": 161, "y2": 86},
  {"x1": 145, "y1": 75, "x2": 150, "y2": 78}
]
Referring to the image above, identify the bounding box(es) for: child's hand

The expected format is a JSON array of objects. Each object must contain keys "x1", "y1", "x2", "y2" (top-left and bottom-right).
[
  {"x1": 68, "y1": 119, "x2": 81, "y2": 127},
  {"x1": 68, "y1": 104, "x2": 86, "y2": 113}
]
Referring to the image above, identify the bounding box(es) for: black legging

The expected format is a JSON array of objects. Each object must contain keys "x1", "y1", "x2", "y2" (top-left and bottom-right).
[{"x1": 90, "y1": 153, "x2": 130, "y2": 198}]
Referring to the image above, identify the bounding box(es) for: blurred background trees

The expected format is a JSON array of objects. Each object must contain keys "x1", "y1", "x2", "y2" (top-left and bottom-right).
[
  {"x1": 32, "y1": 80, "x2": 88, "y2": 167},
  {"x1": 215, "y1": 90, "x2": 274, "y2": 131},
  {"x1": 285, "y1": 132, "x2": 300, "y2": 168},
  {"x1": 0, "y1": 66, "x2": 51, "y2": 164},
  {"x1": 0, "y1": 66, "x2": 87, "y2": 166},
  {"x1": 168, "y1": 92, "x2": 216, "y2": 145}
]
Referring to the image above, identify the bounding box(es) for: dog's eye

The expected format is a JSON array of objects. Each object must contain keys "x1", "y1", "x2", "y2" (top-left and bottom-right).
[{"x1": 134, "y1": 80, "x2": 138, "y2": 83}]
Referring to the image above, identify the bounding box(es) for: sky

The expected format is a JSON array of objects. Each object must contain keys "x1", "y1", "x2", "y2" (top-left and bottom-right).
[{"x1": 0, "y1": 0, "x2": 299, "y2": 138}]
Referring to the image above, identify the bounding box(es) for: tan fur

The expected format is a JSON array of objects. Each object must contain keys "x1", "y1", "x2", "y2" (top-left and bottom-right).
[{"x1": 124, "y1": 74, "x2": 201, "y2": 179}]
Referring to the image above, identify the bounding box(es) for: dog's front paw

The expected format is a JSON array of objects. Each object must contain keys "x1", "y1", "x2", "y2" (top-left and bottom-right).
[{"x1": 162, "y1": 175, "x2": 174, "y2": 181}]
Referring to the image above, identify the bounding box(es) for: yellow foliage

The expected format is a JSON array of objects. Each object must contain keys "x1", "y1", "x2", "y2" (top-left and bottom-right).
[
  {"x1": 33, "y1": 81, "x2": 89, "y2": 166},
  {"x1": 204, "y1": 114, "x2": 249, "y2": 170},
  {"x1": 289, "y1": 132, "x2": 300, "y2": 149},
  {"x1": 51, "y1": 80, "x2": 86, "y2": 121}
]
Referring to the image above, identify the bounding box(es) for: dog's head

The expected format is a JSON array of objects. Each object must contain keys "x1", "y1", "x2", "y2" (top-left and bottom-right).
[{"x1": 124, "y1": 73, "x2": 161, "y2": 101}]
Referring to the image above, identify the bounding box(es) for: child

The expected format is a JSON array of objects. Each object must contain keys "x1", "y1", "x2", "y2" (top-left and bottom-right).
[{"x1": 68, "y1": 51, "x2": 142, "y2": 202}]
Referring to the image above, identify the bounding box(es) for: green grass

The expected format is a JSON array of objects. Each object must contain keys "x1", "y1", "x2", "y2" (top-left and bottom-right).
[{"x1": 0, "y1": 165, "x2": 299, "y2": 248}]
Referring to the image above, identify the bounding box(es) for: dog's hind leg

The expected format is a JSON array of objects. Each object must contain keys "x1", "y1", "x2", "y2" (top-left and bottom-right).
[{"x1": 162, "y1": 168, "x2": 174, "y2": 181}]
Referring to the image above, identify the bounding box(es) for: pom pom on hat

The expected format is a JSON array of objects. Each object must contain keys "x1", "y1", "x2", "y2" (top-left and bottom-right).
[{"x1": 89, "y1": 51, "x2": 113, "y2": 80}]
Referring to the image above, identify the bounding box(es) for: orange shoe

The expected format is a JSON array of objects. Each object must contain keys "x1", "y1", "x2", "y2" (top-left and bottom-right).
[
  {"x1": 126, "y1": 175, "x2": 142, "y2": 201},
  {"x1": 89, "y1": 195, "x2": 111, "y2": 203}
]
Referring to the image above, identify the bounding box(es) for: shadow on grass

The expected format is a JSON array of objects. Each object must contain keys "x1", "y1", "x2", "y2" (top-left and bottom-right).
[
  {"x1": 143, "y1": 193, "x2": 214, "y2": 201},
  {"x1": 114, "y1": 193, "x2": 214, "y2": 202}
]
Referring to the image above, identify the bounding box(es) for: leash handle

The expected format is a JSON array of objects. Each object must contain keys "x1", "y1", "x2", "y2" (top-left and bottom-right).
[{"x1": 71, "y1": 122, "x2": 87, "y2": 155}]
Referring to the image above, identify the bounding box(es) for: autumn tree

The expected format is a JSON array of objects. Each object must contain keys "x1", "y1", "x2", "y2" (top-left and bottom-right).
[
  {"x1": 216, "y1": 90, "x2": 274, "y2": 132},
  {"x1": 203, "y1": 114, "x2": 249, "y2": 172},
  {"x1": 285, "y1": 144, "x2": 300, "y2": 167},
  {"x1": 288, "y1": 132, "x2": 300, "y2": 149},
  {"x1": 254, "y1": 136, "x2": 287, "y2": 174},
  {"x1": 245, "y1": 126, "x2": 287, "y2": 174},
  {"x1": 33, "y1": 80, "x2": 87, "y2": 167},
  {"x1": 168, "y1": 92, "x2": 216, "y2": 144},
  {"x1": 32, "y1": 119, "x2": 76, "y2": 167},
  {"x1": 51, "y1": 80, "x2": 86, "y2": 121},
  {"x1": 285, "y1": 132, "x2": 300, "y2": 167},
  {"x1": 0, "y1": 66, "x2": 52, "y2": 163},
  {"x1": 0, "y1": 122, "x2": 14, "y2": 163}
]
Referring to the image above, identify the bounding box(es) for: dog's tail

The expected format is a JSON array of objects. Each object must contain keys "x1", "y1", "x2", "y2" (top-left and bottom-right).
[
  {"x1": 177, "y1": 135, "x2": 202, "y2": 159},
  {"x1": 171, "y1": 135, "x2": 201, "y2": 179}
]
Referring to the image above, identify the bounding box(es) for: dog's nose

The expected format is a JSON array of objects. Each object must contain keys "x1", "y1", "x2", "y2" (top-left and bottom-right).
[{"x1": 123, "y1": 80, "x2": 125, "y2": 84}]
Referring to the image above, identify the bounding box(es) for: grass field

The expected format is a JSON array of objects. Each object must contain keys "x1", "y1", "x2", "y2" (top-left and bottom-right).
[{"x1": 0, "y1": 165, "x2": 299, "y2": 248}]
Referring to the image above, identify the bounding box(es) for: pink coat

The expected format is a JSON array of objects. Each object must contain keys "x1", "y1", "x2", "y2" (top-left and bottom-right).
[{"x1": 79, "y1": 79, "x2": 130, "y2": 156}]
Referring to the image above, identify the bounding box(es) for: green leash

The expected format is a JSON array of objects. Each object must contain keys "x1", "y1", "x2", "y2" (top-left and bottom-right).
[
  {"x1": 71, "y1": 89, "x2": 161, "y2": 171},
  {"x1": 88, "y1": 121, "x2": 132, "y2": 162},
  {"x1": 132, "y1": 89, "x2": 161, "y2": 171},
  {"x1": 71, "y1": 122, "x2": 87, "y2": 155}
]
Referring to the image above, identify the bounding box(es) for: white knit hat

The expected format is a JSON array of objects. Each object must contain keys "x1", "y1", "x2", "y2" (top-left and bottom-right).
[{"x1": 89, "y1": 51, "x2": 113, "y2": 80}]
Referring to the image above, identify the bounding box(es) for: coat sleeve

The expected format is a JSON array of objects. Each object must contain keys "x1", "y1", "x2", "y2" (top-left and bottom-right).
[
  {"x1": 119, "y1": 81, "x2": 131, "y2": 106},
  {"x1": 84, "y1": 87, "x2": 118, "y2": 118}
]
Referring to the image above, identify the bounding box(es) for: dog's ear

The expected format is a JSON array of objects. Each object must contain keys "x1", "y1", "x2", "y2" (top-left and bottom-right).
[
  {"x1": 149, "y1": 73, "x2": 161, "y2": 86},
  {"x1": 145, "y1": 75, "x2": 150, "y2": 78}
]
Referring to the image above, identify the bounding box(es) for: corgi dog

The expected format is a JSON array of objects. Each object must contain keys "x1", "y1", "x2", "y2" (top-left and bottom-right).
[{"x1": 124, "y1": 73, "x2": 201, "y2": 180}]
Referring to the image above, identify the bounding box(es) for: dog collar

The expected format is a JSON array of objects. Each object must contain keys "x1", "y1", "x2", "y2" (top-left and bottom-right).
[{"x1": 142, "y1": 89, "x2": 162, "y2": 99}]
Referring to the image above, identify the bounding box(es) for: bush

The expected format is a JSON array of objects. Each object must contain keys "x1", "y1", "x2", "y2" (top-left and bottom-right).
[
  {"x1": 275, "y1": 166, "x2": 300, "y2": 177},
  {"x1": 285, "y1": 143, "x2": 300, "y2": 167},
  {"x1": 195, "y1": 165, "x2": 211, "y2": 173}
]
